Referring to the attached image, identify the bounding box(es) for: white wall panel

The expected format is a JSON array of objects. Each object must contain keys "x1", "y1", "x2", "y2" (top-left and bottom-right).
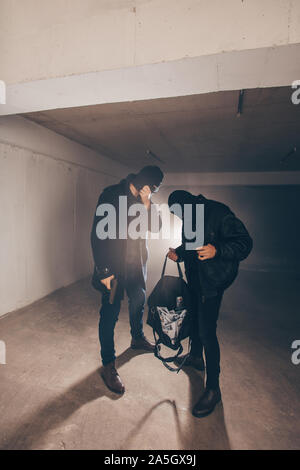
[{"x1": 0, "y1": 116, "x2": 127, "y2": 316}]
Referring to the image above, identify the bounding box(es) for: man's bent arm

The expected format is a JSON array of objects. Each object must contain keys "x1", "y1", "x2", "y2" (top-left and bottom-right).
[
  {"x1": 215, "y1": 212, "x2": 253, "y2": 261},
  {"x1": 90, "y1": 191, "x2": 115, "y2": 279}
]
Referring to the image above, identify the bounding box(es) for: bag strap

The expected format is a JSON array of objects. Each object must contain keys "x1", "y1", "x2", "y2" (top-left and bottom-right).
[
  {"x1": 161, "y1": 254, "x2": 183, "y2": 279},
  {"x1": 152, "y1": 330, "x2": 191, "y2": 374}
]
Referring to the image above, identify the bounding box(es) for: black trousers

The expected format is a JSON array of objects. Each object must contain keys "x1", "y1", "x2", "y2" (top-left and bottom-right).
[
  {"x1": 189, "y1": 277, "x2": 223, "y2": 389},
  {"x1": 99, "y1": 278, "x2": 146, "y2": 366}
]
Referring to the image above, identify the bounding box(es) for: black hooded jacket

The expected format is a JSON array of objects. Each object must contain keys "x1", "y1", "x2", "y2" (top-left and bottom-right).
[
  {"x1": 90, "y1": 174, "x2": 161, "y2": 292},
  {"x1": 173, "y1": 194, "x2": 253, "y2": 298}
]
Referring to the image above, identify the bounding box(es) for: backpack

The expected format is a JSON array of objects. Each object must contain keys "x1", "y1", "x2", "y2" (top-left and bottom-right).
[{"x1": 147, "y1": 255, "x2": 192, "y2": 372}]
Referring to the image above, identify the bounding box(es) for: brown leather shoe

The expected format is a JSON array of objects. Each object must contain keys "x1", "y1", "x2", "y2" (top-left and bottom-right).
[
  {"x1": 101, "y1": 362, "x2": 125, "y2": 394},
  {"x1": 131, "y1": 336, "x2": 155, "y2": 352}
]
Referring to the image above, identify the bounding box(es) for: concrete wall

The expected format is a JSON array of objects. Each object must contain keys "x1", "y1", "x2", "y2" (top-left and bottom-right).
[
  {"x1": 0, "y1": 116, "x2": 129, "y2": 316},
  {"x1": 1, "y1": 0, "x2": 300, "y2": 85}
]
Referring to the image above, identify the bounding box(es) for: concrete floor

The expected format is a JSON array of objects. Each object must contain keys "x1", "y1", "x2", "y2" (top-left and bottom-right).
[{"x1": 0, "y1": 270, "x2": 299, "y2": 450}]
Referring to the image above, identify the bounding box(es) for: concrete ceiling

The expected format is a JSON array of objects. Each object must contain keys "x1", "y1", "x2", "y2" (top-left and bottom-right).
[{"x1": 22, "y1": 86, "x2": 300, "y2": 173}]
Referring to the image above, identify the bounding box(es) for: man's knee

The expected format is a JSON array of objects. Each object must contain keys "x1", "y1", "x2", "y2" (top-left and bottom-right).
[
  {"x1": 100, "y1": 302, "x2": 120, "y2": 322},
  {"x1": 137, "y1": 288, "x2": 146, "y2": 306},
  {"x1": 129, "y1": 287, "x2": 146, "y2": 310},
  {"x1": 199, "y1": 326, "x2": 218, "y2": 346}
]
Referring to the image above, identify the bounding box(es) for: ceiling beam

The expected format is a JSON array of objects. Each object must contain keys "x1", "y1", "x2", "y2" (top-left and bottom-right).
[{"x1": 1, "y1": 43, "x2": 300, "y2": 117}]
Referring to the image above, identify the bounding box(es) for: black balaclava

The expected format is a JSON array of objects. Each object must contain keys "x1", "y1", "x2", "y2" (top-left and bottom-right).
[
  {"x1": 132, "y1": 166, "x2": 164, "y2": 192},
  {"x1": 168, "y1": 190, "x2": 197, "y2": 217},
  {"x1": 168, "y1": 190, "x2": 201, "y2": 235}
]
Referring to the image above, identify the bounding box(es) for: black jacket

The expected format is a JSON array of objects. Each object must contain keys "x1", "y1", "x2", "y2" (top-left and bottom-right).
[
  {"x1": 175, "y1": 195, "x2": 253, "y2": 298},
  {"x1": 90, "y1": 174, "x2": 161, "y2": 292}
]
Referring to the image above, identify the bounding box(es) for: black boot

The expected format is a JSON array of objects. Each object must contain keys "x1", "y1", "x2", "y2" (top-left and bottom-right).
[{"x1": 192, "y1": 387, "x2": 221, "y2": 418}]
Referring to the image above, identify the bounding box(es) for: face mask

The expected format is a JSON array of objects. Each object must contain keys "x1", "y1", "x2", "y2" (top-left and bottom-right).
[{"x1": 150, "y1": 183, "x2": 161, "y2": 193}]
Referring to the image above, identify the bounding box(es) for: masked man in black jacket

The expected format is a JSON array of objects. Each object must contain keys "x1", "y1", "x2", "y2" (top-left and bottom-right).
[
  {"x1": 167, "y1": 190, "x2": 252, "y2": 417},
  {"x1": 91, "y1": 166, "x2": 164, "y2": 394}
]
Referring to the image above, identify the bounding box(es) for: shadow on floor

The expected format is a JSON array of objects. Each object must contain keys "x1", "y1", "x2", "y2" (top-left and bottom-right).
[
  {"x1": 1, "y1": 348, "x2": 145, "y2": 450},
  {"x1": 1, "y1": 345, "x2": 230, "y2": 450},
  {"x1": 181, "y1": 366, "x2": 231, "y2": 450},
  {"x1": 120, "y1": 362, "x2": 231, "y2": 450}
]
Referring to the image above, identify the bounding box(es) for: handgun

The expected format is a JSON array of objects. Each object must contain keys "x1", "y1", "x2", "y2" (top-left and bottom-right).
[{"x1": 109, "y1": 278, "x2": 118, "y2": 305}]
